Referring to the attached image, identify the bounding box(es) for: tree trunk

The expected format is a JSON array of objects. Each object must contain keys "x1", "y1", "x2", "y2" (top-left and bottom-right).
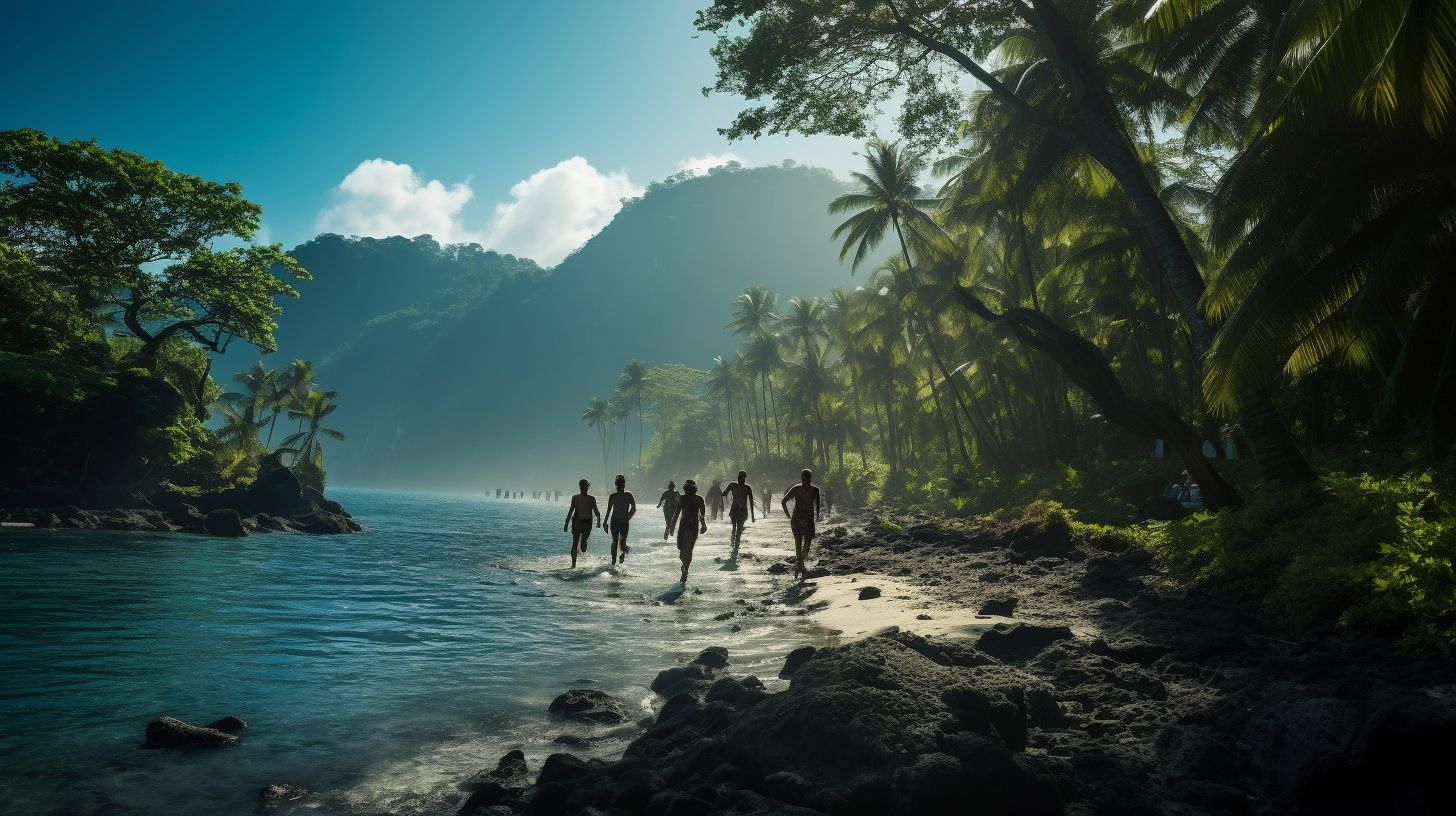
[{"x1": 956, "y1": 287, "x2": 1241, "y2": 510}]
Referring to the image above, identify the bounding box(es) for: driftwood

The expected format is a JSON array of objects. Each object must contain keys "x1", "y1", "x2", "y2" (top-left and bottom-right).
[{"x1": 955, "y1": 286, "x2": 1242, "y2": 511}]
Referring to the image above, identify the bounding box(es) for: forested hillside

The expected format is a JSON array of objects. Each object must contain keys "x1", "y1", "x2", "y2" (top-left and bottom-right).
[{"x1": 271, "y1": 163, "x2": 880, "y2": 489}]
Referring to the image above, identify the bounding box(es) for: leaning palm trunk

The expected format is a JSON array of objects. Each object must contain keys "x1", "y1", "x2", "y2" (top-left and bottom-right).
[{"x1": 955, "y1": 287, "x2": 1241, "y2": 511}]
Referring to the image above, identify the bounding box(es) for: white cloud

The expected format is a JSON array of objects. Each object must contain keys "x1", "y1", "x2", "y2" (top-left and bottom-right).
[
  {"x1": 315, "y1": 159, "x2": 478, "y2": 244},
  {"x1": 315, "y1": 156, "x2": 639, "y2": 266},
  {"x1": 482, "y1": 157, "x2": 641, "y2": 266},
  {"x1": 677, "y1": 152, "x2": 744, "y2": 176}
]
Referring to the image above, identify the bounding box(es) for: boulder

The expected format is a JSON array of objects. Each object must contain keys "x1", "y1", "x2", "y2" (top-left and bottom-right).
[
  {"x1": 979, "y1": 597, "x2": 1018, "y2": 617},
  {"x1": 607, "y1": 767, "x2": 667, "y2": 812},
  {"x1": 892, "y1": 748, "x2": 1060, "y2": 816},
  {"x1": 651, "y1": 662, "x2": 713, "y2": 694},
  {"x1": 144, "y1": 716, "x2": 239, "y2": 748},
  {"x1": 692, "y1": 646, "x2": 729, "y2": 669},
  {"x1": 203, "y1": 509, "x2": 247, "y2": 538},
  {"x1": 457, "y1": 783, "x2": 508, "y2": 815},
  {"x1": 779, "y1": 646, "x2": 817, "y2": 678},
  {"x1": 535, "y1": 753, "x2": 596, "y2": 788},
  {"x1": 976, "y1": 624, "x2": 1073, "y2": 662},
  {"x1": 858, "y1": 586, "x2": 882, "y2": 600},
  {"x1": 460, "y1": 749, "x2": 531, "y2": 794},
  {"x1": 205, "y1": 715, "x2": 248, "y2": 732},
  {"x1": 548, "y1": 689, "x2": 630, "y2": 724}
]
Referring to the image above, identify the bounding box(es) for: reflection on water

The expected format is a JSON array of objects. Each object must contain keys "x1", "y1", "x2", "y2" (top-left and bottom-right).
[{"x1": 0, "y1": 488, "x2": 828, "y2": 815}]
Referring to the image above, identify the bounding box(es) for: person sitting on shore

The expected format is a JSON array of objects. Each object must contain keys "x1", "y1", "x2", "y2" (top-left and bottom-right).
[
  {"x1": 781, "y1": 469, "x2": 821, "y2": 578},
  {"x1": 563, "y1": 479, "x2": 600, "y2": 568},
  {"x1": 602, "y1": 474, "x2": 636, "y2": 565},
  {"x1": 656, "y1": 481, "x2": 680, "y2": 541},
  {"x1": 721, "y1": 470, "x2": 755, "y2": 553},
  {"x1": 667, "y1": 479, "x2": 708, "y2": 584}
]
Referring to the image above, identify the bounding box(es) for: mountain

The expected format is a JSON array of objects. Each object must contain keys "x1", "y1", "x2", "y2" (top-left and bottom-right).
[{"x1": 268, "y1": 162, "x2": 881, "y2": 492}]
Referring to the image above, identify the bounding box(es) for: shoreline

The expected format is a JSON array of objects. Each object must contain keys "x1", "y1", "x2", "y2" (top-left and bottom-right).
[{"x1": 430, "y1": 507, "x2": 1456, "y2": 816}]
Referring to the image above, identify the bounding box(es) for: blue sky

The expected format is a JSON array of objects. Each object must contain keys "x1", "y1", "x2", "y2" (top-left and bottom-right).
[{"x1": 4, "y1": 0, "x2": 869, "y2": 264}]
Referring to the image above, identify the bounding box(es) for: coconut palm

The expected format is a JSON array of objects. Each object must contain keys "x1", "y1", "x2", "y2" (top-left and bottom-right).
[
  {"x1": 281, "y1": 391, "x2": 344, "y2": 482},
  {"x1": 829, "y1": 138, "x2": 944, "y2": 273},
  {"x1": 617, "y1": 359, "x2": 648, "y2": 469},
  {"x1": 582, "y1": 396, "x2": 616, "y2": 488}
]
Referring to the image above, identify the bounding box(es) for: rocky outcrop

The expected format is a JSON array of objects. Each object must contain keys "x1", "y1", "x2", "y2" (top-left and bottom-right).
[
  {"x1": 2, "y1": 466, "x2": 361, "y2": 537},
  {"x1": 548, "y1": 689, "x2": 630, "y2": 724},
  {"x1": 143, "y1": 716, "x2": 239, "y2": 749}
]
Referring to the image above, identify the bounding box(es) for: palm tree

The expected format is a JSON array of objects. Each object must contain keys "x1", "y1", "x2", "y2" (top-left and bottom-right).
[
  {"x1": 617, "y1": 359, "x2": 648, "y2": 469},
  {"x1": 281, "y1": 391, "x2": 344, "y2": 484},
  {"x1": 582, "y1": 396, "x2": 616, "y2": 488},
  {"x1": 726, "y1": 286, "x2": 779, "y2": 336},
  {"x1": 829, "y1": 138, "x2": 944, "y2": 273},
  {"x1": 743, "y1": 330, "x2": 786, "y2": 457}
]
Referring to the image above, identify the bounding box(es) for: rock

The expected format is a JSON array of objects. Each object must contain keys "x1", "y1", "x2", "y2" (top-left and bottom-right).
[
  {"x1": 1090, "y1": 639, "x2": 1170, "y2": 666},
  {"x1": 203, "y1": 509, "x2": 247, "y2": 538},
  {"x1": 259, "y1": 783, "x2": 312, "y2": 803},
  {"x1": 548, "y1": 689, "x2": 630, "y2": 723},
  {"x1": 766, "y1": 562, "x2": 789, "y2": 574},
  {"x1": 521, "y1": 781, "x2": 571, "y2": 816},
  {"x1": 1137, "y1": 495, "x2": 1190, "y2": 521},
  {"x1": 302, "y1": 486, "x2": 348, "y2": 516},
  {"x1": 457, "y1": 783, "x2": 508, "y2": 815},
  {"x1": 144, "y1": 716, "x2": 239, "y2": 748},
  {"x1": 650, "y1": 662, "x2": 713, "y2": 694},
  {"x1": 892, "y1": 749, "x2": 1060, "y2": 816},
  {"x1": 204, "y1": 715, "x2": 248, "y2": 732},
  {"x1": 858, "y1": 586, "x2": 882, "y2": 600},
  {"x1": 608, "y1": 767, "x2": 667, "y2": 812},
  {"x1": 693, "y1": 646, "x2": 729, "y2": 669},
  {"x1": 779, "y1": 646, "x2": 817, "y2": 678},
  {"x1": 979, "y1": 597, "x2": 1018, "y2": 616},
  {"x1": 976, "y1": 624, "x2": 1074, "y2": 662},
  {"x1": 535, "y1": 752, "x2": 595, "y2": 788},
  {"x1": 166, "y1": 503, "x2": 207, "y2": 531},
  {"x1": 460, "y1": 749, "x2": 531, "y2": 794}
]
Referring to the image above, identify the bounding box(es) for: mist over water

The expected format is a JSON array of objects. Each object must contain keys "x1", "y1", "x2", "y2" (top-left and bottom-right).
[{"x1": 0, "y1": 488, "x2": 831, "y2": 815}]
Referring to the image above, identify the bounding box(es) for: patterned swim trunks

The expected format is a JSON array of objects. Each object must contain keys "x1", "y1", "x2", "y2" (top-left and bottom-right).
[{"x1": 791, "y1": 514, "x2": 816, "y2": 540}]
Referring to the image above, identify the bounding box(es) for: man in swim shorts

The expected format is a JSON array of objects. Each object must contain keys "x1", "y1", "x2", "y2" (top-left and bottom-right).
[
  {"x1": 668, "y1": 479, "x2": 708, "y2": 584},
  {"x1": 602, "y1": 474, "x2": 636, "y2": 565},
  {"x1": 721, "y1": 470, "x2": 755, "y2": 552},
  {"x1": 563, "y1": 479, "x2": 600, "y2": 567},
  {"x1": 780, "y1": 469, "x2": 821, "y2": 577}
]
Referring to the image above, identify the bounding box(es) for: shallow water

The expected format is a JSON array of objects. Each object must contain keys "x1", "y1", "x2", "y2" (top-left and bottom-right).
[{"x1": 0, "y1": 488, "x2": 830, "y2": 815}]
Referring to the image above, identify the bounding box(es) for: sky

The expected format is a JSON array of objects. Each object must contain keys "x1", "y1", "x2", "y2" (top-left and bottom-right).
[{"x1": 3, "y1": 0, "x2": 871, "y2": 266}]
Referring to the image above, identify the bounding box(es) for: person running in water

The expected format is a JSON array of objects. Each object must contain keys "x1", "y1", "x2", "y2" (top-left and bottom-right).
[
  {"x1": 706, "y1": 479, "x2": 724, "y2": 522},
  {"x1": 563, "y1": 479, "x2": 601, "y2": 567},
  {"x1": 721, "y1": 470, "x2": 755, "y2": 552},
  {"x1": 781, "y1": 469, "x2": 821, "y2": 577},
  {"x1": 668, "y1": 479, "x2": 708, "y2": 584},
  {"x1": 602, "y1": 474, "x2": 636, "y2": 565},
  {"x1": 656, "y1": 481, "x2": 680, "y2": 540}
]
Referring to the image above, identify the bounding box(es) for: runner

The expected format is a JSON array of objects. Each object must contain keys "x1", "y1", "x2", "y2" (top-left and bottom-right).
[
  {"x1": 602, "y1": 474, "x2": 636, "y2": 565},
  {"x1": 563, "y1": 479, "x2": 601, "y2": 568},
  {"x1": 780, "y1": 469, "x2": 821, "y2": 577},
  {"x1": 656, "y1": 480, "x2": 680, "y2": 540},
  {"x1": 667, "y1": 479, "x2": 708, "y2": 584},
  {"x1": 706, "y1": 479, "x2": 724, "y2": 522},
  {"x1": 721, "y1": 470, "x2": 755, "y2": 552},
  {"x1": 762, "y1": 484, "x2": 774, "y2": 515}
]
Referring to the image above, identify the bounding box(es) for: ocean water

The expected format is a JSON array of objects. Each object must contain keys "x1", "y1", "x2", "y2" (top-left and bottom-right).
[{"x1": 0, "y1": 488, "x2": 829, "y2": 815}]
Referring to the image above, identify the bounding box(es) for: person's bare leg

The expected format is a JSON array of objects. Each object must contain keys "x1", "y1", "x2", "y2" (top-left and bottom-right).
[
  {"x1": 571, "y1": 534, "x2": 581, "y2": 567},
  {"x1": 680, "y1": 547, "x2": 692, "y2": 583}
]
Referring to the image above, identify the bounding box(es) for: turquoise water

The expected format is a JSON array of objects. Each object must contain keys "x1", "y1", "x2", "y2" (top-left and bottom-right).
[{"x1": 0, "y1": 488, "x2": 821, "y2": 815}]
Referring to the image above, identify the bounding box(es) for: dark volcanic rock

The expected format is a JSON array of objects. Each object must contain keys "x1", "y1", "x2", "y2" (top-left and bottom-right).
[
  {"x1": 979, "y1": 597, "x2": 1018, "y2": 616},
  {"x1": 651, "y1": 662, "x2": 714, "y2": 694},
  {"x1": 779, "y1": 646, "x2": 817, "y2": 678},
  {"x1": 457, "y1": 783, "x2": 508, "y2": 815},
  {"x1": 692, "y1": 646, "x2": 729, "y2": 669},
  {"x1": 548, "y1": 689, "x2": 630, "y2": 723},
  {"x1": 204, "y1": 715, "x2": 248, "y2": 732},
  {"x1": 460, "y1": 749, "x2": 531, "y2": 795},
  {"x1": 144, "y1": 716, "x2": 239, "y2": 748},
  {"x1": 203, "y1": 509, "x2": 247, "y2": 538},
  {"x1": 977, "y1": 624, "x2": 1074, "y2": 662},
  {"x1": 535, "y1": 753, "x2": 596, "y2": 788}
]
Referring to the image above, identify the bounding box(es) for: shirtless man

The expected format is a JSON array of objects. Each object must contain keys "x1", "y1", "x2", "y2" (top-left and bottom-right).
[
  {"x1": 563, "y1": 479, "x2": 601, "y2": 567},
  {"x1": 721, "y1": 470, "x2": 755, "y2": 552},
  {"x1": 780, "y1": 469, "x2": 822, "y2": 577},
  {"x1": 668, "y1": 479, "x2": 708, "y2": 584},
  {"x1": 602, "y1": 474, "x2": 636, "y2": 565}
]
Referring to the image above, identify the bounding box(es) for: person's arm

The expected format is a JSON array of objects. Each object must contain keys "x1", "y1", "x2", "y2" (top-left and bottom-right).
[
  {"x1": 592, "y1": 496, "x2": 602, "y2": 523},
  {"x1": 564, "y1": 497, "x2": 574, "y2": 531},
  {"x1": 780, "y1": 488, "x2": 790, "y2": 515},
  {"x1": 814, "y1": 486, "x2": 822, "y2": 520},
  {"x1": 626, "y1": 494, "x2": 636, "y2": 519},
  {"x1": 668, "y1": 505, "x2": 681, "y2": 531},
  {"x1": 747, "y1": 487, "x2": 756, "y2": 522},
  {"x1": 656, "y1": 492, "x2": 664, "y2": 509},
  {"x1": 698, "y1": 498, "x2": 707, "y2": 532},
  {"x1": 602, "y1": 495, "x2": 613, "y2": 526}
]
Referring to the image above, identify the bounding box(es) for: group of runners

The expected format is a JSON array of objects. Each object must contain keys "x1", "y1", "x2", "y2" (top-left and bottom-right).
[{"x1": 563, "y1": 469, "x2": 823, "y2": 584}]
